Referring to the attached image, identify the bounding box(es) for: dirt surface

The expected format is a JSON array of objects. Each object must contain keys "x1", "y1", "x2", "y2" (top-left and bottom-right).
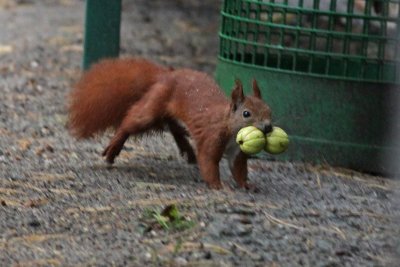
[{"x1": 0, "y1": 1, "x2": 399, "y2": 266}]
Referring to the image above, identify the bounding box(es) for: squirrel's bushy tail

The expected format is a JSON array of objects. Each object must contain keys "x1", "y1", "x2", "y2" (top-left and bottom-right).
[{"x1": 68, "y1": 58, "x2": 167, "y2": 139}]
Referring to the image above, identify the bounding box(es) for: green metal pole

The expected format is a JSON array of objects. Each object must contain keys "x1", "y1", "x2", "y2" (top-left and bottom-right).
[{"x1": 82, "y1": 0, "x2": 122, "y2": 70}]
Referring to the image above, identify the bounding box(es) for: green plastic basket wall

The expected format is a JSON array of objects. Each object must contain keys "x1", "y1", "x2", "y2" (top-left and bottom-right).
[{"x1": 216, "y1": 0, "x2": 400, "y2": 173}]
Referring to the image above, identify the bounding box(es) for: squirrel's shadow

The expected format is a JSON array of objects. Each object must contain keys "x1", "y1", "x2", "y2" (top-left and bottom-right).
[
  {"x1": 74, "y1": 156, "x2": 268, "y2": 193},
  {"x1": 82, "y1": 157, "x2": 204, "y2": 187}
]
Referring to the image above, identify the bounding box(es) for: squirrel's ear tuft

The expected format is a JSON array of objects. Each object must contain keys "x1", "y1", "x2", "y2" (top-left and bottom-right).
[
  {"x1": 231, "y1": 79, "x2": 245, "y2": 111},
  {"x1": 252, "y1": 79, "x2": 262, "y2": 99}
]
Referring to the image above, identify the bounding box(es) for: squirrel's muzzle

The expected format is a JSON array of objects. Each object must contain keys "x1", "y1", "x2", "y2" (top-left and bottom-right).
[{"x1": 254, "y1": 122, "x2": 272, "y2": 135}]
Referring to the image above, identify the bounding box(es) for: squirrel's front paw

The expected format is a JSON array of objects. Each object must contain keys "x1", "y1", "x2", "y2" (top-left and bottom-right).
[{"x1": 207, "y1": 181, "x2": 223, "y2": 190}]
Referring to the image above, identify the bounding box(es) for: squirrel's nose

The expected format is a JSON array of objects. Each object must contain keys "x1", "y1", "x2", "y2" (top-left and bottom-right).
[{"x1": 263, "y1": 124, "x2": 273, "y2": 134}]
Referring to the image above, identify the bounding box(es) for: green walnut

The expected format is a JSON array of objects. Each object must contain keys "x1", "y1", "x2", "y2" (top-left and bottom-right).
[
  {"x1": 236, "y1": 126, "x2": 266, "y2": 155},
  {"x1": 265, "y1": 126, "x2": 289, "y2": 154}
]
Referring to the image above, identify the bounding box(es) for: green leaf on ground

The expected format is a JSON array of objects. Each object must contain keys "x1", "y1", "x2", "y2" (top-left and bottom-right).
[{"x1": 141, "y1": 204, "x2": 196, "y2": 233}]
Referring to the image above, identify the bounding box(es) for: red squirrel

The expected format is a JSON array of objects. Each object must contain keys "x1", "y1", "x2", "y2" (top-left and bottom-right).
[{"x1": 68, "y1": 58, "x2": 273, "y2": 189}]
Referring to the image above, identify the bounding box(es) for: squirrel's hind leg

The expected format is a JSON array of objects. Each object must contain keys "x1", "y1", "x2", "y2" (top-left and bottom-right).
[
  {"x1": 168, "y1": 120, "x2": 197, "y2": 164},
  {"x1": 102, "y1": 83, "x2": 172, "y2": 164}
]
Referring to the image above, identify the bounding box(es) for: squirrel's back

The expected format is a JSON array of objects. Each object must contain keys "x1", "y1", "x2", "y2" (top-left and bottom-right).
[{"x1": 68, "y1": 58, "x2": 168, "y2": 138}]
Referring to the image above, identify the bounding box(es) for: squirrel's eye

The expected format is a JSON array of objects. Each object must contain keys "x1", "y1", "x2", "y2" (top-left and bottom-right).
[{"x1": 243, "y1": 111, "x2": 251, "y2": 118}]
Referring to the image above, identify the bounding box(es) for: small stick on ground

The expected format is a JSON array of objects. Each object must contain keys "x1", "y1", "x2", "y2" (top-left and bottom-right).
[
  {"x1": 316, "y1": 174, "x2": 322, "y2": 189},
  {"x1": 263, "y1": 211, "x2": 305, "y2": 231},
  {"x1": 6, "y1": 233, "x2": 70, "y2": 246},
  {"x1": 0, "y1": 188, "x2": 26, "y2": 195},
  {"x1": 263, "y1": 211, "x2": 347, "y2": 240},
  {"x1": 232, "y1": 242, "x2": 259, "y2": 258},
  {"x1": 11, "y1": 257, "x2": 62, "y2": 267}
]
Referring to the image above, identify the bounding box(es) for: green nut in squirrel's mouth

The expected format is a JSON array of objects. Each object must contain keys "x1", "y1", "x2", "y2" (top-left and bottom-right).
[
  {"x1": 265, "y1": 126, "x2": 289, "y2": 155},
  {"x1": 236, "y1": 126, "x2": 266, "y2": 155}
]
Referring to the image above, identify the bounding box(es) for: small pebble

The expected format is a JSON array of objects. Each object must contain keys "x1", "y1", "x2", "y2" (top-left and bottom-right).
[
  {"x1": 150, "y1": 230, "x2": 157, "y2": 237},
  {"x1": 28, "y1": 220, "x2": 41, "y2": 228},
  {"x1": 30, "y1": 61, "x2": 39, "y2": 68},
  {"x1": 316, "y1": 239, "x2": 331, "y2": 252},
  {"x1": 144, "y1": 252, "x2": 151, "y2": 260},
  {"x1": 174, "y1": 257, "x2": 187, "y2": 266}
]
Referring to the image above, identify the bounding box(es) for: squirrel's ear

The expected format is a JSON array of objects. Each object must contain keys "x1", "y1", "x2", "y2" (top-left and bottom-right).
[
  {"x1": 252, "y1": 79, "x2": 262, "y2": 99},
  {"x1": 231, "y1": 79, "x2": 245, "y2": 111}
]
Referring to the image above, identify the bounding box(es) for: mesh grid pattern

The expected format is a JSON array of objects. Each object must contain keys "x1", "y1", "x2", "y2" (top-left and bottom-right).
[{"x1": 219, "y1": 0, "x2": 400, "y2": 83}]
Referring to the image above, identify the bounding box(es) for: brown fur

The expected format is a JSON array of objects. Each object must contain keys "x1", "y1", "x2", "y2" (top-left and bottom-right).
[{"x1": 68, "y1": 57, "x2": 272, "y2": 189}]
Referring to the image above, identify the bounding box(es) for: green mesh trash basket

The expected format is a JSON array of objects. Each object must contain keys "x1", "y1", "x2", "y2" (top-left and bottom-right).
[{"x1": 216, "y1": 0, "x2": 400, "y2": 173}]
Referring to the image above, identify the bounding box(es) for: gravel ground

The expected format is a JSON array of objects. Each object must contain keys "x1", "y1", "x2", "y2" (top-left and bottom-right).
[{"x1": 0, "y1": 1, "x2": 399, "y2": 266}]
